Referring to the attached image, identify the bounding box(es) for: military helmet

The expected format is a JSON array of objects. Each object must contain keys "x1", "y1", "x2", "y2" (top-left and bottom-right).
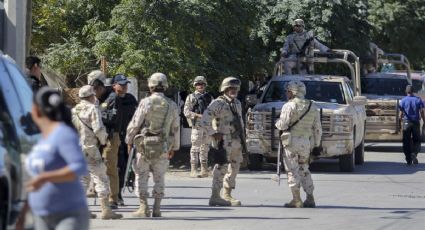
[
  {"x1": 148, "y1": 72, "x2": 168, "y2": 89},
  {"x1": 79, "y1": 85, "x2": 95, "y2": 98},
  {"x1": 293, "y1": 19, "x2": 305, "y2": 28},
  {"x1": 220, "y1": 76, "x2": 241, "y2": 92},
  {"x1": 193, "y1": 76, "x2": 207, "y2": 86},
  {"x1": 87, "y1": 70, "x2": 106, "y2": 85},
  {"x1": 285, "y1": 80, "x2": 306, "y2": 97}
]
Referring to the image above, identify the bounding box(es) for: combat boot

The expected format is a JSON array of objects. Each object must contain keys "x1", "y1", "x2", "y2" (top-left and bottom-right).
[
  {"x1": 100, "y1": 198, "x2": 123, "y2": 219},
  {"x1": 132, "y1": 197, "x2": 151, "y2": 217},
  {"x1": 209, "y1": 186, "x2": 231, "y2": 206},
  {"x1": 199, "y1": 161, "x2": 209, "y2": 178},
  {"x1": 284, "y1": 187, "x2": 303, "y2": 208},
  {"x1": 303, "y1": 193, "x2": 316, "y2": 208},
  {"x1": 152, "y1": 198, "x2": 162, "y2": 217},
  {"x1": 190, "y1": 163, "x2": 198, "y2": 178},
  {"x1": 223, "y1": 187, "x2": 241, "y2": 206}
]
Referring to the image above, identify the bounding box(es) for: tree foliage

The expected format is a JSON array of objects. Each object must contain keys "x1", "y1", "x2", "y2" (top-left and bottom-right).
[{"x1": 31, "y1": 0, "x2": 425, "y2": 89}]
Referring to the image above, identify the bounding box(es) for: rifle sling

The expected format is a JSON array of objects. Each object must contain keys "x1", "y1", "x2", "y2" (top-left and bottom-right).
[{"x1": 287, "y1": 100, "x2": 312, "y2": 131}]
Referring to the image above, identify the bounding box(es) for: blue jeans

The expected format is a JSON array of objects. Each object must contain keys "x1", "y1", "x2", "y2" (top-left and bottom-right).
[{"x1": 34, "y1": 208, "x2": 89, "y2": 230}]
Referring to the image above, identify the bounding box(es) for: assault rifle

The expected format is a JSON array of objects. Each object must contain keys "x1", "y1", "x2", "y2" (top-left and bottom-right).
[{"x1": 122, "y1": 146, "x2": 136, "y2": 193}]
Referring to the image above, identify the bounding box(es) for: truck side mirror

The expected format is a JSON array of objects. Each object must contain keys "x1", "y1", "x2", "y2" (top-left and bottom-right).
[
  {"x1": 245, "y1": 94, "x2": 259, "y2": 107},
  {"x1": 353, "y1": 96, "x2": 367, "y2": 106}
]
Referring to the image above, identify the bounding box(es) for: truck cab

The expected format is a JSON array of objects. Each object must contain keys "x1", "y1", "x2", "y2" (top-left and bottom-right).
[{"x1": 246, "y1": 50, "x2": 367, "y2": 172}]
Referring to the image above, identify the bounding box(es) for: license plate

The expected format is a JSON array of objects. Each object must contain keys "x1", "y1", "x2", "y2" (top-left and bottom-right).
[{"x1": 367, "y1": 116, "x2": 384, "y2": 122}]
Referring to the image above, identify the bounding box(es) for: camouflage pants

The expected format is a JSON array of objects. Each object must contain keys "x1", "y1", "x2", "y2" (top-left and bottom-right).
[
  {"x1": 284, "y1": 55, "x2": 308, "y2": 75},
  {"x1": 190, "y1": 126, "x2": 210, "y2": 164},
  {"x1": 211, "y1": 137, "x2": 243, "y2": 191},
  {"x1": 133, "y1": 152, "x2": 169, "y2": 199},
  {"x1": 283, "y1": 136, "x2": 314, "y2": 194},
  {"x1": 81, "y1": 146, "x2": 110, "y2": 199}
]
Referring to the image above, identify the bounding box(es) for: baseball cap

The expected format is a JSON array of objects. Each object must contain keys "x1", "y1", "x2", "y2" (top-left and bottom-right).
[{"x1": 112, "y1": 74, "x2": 131, "y2": 85}]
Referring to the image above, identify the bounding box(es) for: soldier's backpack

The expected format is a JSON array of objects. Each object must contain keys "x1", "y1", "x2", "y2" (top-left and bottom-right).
[{"x1": 134, "y1": 96, "x2": 172, "y2": 160}]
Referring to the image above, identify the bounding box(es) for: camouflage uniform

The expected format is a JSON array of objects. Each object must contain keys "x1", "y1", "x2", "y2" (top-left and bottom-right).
[
  {"x1": 184, "y1": 91, "x2": 213, "y2": 176},
  {"x1": 126, "y1": 73, "x2": 180, "y2": 217},
  {"x1": 72, "y1": 85, "x2": 122, "y2": 219},
  {"x1": 72, "y1": 100, "x2": 109, "y2": 198},
  {"x1": 275, "y1": 81, "x2": 322, "y2": 208},
  {"x1": 281, "y1": 19, "x2": 329, "y2": 74},
  {"x1": 201, "y1": 77, "x2": 244, "y2": 206}
]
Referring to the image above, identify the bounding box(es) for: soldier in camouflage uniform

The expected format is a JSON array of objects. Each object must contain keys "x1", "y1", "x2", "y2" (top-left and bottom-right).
[
  {"x1": 280, "y1": 19, "x2": 330, "y2": 74},
  {"x1": 72, "y1": 85, "x2": 122, "y2": 219},
  {"x1": 200, "y1": 77, "x2": 244, "y2": 206},
  {"x1": 126, "y1": 73, "x2": 180, "y2": 217},
  {"x1": 184, "y1": 76, "x2": 214, "y2": 178},
  {"x1": 275, "y1": 81, "x2": 322, "y2": 208}
]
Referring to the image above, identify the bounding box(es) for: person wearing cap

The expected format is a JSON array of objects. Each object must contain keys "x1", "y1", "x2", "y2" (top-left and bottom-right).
[
  {"x1": 275, "y1": 81, "x2": 322, "y2": 208},
  {"x1": 72, "y1": 85, "x2": 123, "y2": 219},
  {"x1": 399, "y1": 85, "x2": 425, "y2": 165},
  {"x1": 200, "y1": 77, "x2": 245, "y2": 207},
  {"x1": 100, "y1": 74, "x2": 138, "y2": 208},
  {"x1": 280, "y1": 18, "x2": 330, "y2": 74},
  {"x1": 26, "y1": 56, "x2": 48, "y2": 92},
  {"x1": 126, "y1": 72, "x2": 180, "y2": 217},
  {"x1": 184, "y1": 76, "x2": 214, "y2": 178}
]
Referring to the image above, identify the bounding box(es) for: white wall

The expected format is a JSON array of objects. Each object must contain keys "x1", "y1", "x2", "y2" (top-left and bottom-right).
[{"x1": 3, "y1": 0, "x2": 26, "y2": 69}]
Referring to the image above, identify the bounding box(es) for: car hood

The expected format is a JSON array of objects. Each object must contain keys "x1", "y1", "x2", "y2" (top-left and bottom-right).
[
  {"x1": 252, "y1": 101, "x2": 351, "y2": 115},
  {"x1": 363, "y1": 94, "x2": 404, "y2": 101}
]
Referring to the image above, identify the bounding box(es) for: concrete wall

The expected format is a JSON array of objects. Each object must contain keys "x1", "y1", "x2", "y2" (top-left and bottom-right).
[{"x1": 1, "y1": 0, "x2": 27, "y2": 69}]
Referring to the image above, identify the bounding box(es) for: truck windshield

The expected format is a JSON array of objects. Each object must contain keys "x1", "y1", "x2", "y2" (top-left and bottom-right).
[
  {"x1": 361, "y1": 78, "x2": 408, "y2": 96},
  {"x1": 263, "y1": 81, "x2": 346, "y2": 104}
]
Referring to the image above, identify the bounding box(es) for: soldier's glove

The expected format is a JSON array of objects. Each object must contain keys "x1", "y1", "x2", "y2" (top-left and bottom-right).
[{"x1": 312, "y1": 146, "x2": 323, "y2": 156}]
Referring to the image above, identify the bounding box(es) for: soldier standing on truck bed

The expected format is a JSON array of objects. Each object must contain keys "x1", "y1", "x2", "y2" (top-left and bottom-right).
[
  {"x1": 184, "y1": 76, "x2": 214, "y2": 178},
  {"x1": 280, "y1": 19, "x2": 330, "y2": 75},
  {"x1": 399, "y1": 85, "x2": 425, "y2": 165},
  {"x1": 200, "y1": 77, "x2": 246, "y2": 207},
  {"x1": 275, "y1": 81, "x2": 322, "y2": 208}
]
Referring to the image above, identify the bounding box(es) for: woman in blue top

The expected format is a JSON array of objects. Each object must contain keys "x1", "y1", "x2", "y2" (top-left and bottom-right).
[{"x1": 20, "y1": 87, "x2": 89, "y2": 230}]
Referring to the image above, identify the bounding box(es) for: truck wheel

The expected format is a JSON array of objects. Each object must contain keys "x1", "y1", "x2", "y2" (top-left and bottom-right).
[
  {"x1": 355, "y1": 138, "x2": 365, "y2": 165},
  {"x1": 248, "y1": 154, "x2": 263, "y2": 171},
  {"x1": 339, "y1": 133, "x2": 355, "y2": 172}
]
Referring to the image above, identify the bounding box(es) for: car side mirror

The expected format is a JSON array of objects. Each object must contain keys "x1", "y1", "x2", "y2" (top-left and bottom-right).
[
  {"x1": 245, "y1": 94, "x2": 259, "y2": 107},
  {"x1": 353, "y1": 96, "x2": 367, "y2": 106}
]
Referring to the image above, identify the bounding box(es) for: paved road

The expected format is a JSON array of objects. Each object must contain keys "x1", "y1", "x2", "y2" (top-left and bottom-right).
[{"x1": 90, "y1": 143, "x2": 425, "y2": 230}]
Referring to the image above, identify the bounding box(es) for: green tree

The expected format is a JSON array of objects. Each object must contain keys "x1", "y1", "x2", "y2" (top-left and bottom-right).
[{"x1": 368, "y1": 0, "x2": 425, "y2": 70}]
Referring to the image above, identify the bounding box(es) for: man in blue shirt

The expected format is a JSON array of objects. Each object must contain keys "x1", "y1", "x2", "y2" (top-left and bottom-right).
[{"x1": 399, "y1": 85, "x2": 425, "y2": 165}]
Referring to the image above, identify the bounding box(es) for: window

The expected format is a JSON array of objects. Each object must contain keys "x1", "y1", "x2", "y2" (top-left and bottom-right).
[
  {"x1": 361, "y1": 77, "x2": 408, "y2": 96},
  {"x1": 264, "y1": 80, "x2": 346, "y2": 104}
]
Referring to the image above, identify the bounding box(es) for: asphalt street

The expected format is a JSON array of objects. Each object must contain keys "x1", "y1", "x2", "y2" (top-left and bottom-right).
[{"x1": 89, "y1": 143, "x2": 425, "y2": 230}]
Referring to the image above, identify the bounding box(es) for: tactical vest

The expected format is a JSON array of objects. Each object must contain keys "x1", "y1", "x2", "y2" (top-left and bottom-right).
[
  {"x1": 143, "y1": 95, "x2": 170, "y2": 134},
  {"x1": 290, "y1": 98, "x2": 315, "y2": 138},
  {"x1": 192, "y1": 92, "x2": 213, "y2": 114},
  {"x1": 288, "y1": 31, "x2": 313, "y2": 56}
]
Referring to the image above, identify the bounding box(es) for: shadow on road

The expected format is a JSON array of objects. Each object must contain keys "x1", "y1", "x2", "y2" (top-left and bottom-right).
[{"x1": 318, "y1": 205, "x2": 425, "y2": 212}]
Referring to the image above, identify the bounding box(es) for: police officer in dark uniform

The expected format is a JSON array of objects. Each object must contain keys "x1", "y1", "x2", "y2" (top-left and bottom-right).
[
  {"x1": 399, "y1": 85, "x2": 425, "y2": 165},
  {"x1": 99, "y1": 74, "x2": 138, "y2": 208}
]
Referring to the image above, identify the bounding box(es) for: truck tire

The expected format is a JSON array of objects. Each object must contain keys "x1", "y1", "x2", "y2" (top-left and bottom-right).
[
  {"x1": 248, "y1": 154, "x2": 263, "y2": 171},
  {"x1": 355, "y1": 138, "x2": 365, "y2": 165},
  {"x1": 339, "y1": 132, "x2": 355, "y2": 172}
]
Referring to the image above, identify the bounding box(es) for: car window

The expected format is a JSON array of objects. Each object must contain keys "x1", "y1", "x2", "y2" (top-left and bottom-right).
[
  {"x1": 361, "y1": 78, "x2": 408, "y2": 96},
  {"x1": 346, "y1": 82, "x2": 354, "y2": 100},
  {"x1": 412, "y1": 79, "x2": 423, "y2": 93},
  {"x1": 0, "y1": 59, "x2": 39, "y2": 137},
  {"x1": 0, "y1": 90, "x2": 19, "y2": 152},
  {"x1": 264, "y1": 80, "x2": 346, "y2": 104},
  {"x1": 4, "y1": 61, "x2": 33, "y2": 112}
]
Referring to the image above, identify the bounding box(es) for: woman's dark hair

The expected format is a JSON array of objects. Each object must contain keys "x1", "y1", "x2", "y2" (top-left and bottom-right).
[{"x1": 34, "y1": 87, "x2": 76, "y2": 131}]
